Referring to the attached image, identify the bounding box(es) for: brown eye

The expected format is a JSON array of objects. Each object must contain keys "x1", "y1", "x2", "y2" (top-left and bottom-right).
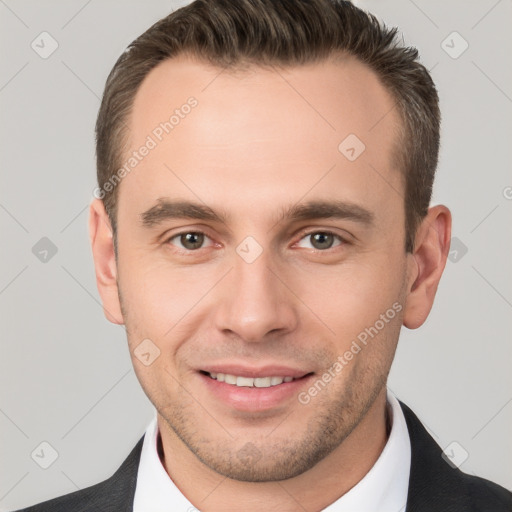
[
  {"x1": 296, "y1": 231, "x2": 344, "y2": 251},
  {"x1": 168, "y1": 232, "x2": 211, "y2": 251},
  {"x1": 180, "y1": 232, "x2": 204, "y2": 250}
]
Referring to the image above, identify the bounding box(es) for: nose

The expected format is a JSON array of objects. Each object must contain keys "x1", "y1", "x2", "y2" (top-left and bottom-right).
[{"x1": 213, "y1": 249, "x2": 299, "y2": 343}]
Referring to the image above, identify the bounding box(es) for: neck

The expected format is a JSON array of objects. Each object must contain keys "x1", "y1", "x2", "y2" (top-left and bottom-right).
[{"x1": 157, "y1": 387, "x2": 389, "y2": 512}]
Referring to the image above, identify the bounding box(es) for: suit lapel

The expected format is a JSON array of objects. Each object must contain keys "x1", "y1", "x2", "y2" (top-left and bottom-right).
[
  {"x1": 93, "y1": 435, "x2": 144, "y2": 511},
  {"x1": 400, "y1": 401, "x2": 473, "y2": 512}
]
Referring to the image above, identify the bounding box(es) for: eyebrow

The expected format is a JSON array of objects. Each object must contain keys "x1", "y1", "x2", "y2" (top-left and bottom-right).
[
  {"x1": 278, "y1": 200, "x2": 374, "y2": 226},
  {"x1": 141, "y1": 199, "x2": 227, "y2": 227},
  {"x1": 140, "y1": 198, "x2": 374, "y2": 228}
]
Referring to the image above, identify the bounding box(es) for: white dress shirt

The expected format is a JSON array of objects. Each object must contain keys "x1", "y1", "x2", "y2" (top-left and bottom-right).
[{"x1": 133, "y1": 389, "x2": 411, "y2": 512}]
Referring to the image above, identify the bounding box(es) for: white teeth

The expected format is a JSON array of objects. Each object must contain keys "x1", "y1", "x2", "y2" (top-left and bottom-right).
[
  {"x1": 208, "y1": 372, "x2": 296, "y2": 388},
  {"x1": 236, "y1": 376, "x2": 254, "y2": 387},
  {"x1": 224, "y1": 374, "x2": 237, "y2": 385},
  {"x1": 254, "y1": 377, "x2": 271, "y2": 387}
]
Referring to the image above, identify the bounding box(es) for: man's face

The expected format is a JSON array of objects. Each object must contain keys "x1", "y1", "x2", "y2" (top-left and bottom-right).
[{"x1": 112, "y1": 55, "x2": 411, "y2": 481}]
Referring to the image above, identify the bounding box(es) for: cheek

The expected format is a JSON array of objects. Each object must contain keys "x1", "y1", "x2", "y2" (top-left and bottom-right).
[
  {"x1": 291, "y1": 256, "x2": 406, "y2": 342},
  {"x1": 117, "y1": 254, "x2": 221, "y2": 338}
]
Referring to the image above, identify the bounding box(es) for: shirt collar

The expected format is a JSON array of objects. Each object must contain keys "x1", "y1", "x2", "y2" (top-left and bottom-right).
[
  {"x1": 322, "y1": 390, "x2": 410, "y2": 511},
  {"x1": 133, "y1": 389, "x2": 410, "y2": 511}
]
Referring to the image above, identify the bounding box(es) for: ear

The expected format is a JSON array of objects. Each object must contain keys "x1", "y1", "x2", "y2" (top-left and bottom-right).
[
  {"x1": 89, "y1": 199, "x2": 124, "y2": 325},
  {"x1": 402, "y1": 205, "x2": 452, "y2": 329}
]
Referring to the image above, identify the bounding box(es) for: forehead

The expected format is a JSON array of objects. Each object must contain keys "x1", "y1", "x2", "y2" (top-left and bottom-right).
[
  {"x1": 130, "y1": 53, "x2": 400, "y2": 148},
  {"x1": 120, "y1": 54, "x2": 402, "y2": 226}
]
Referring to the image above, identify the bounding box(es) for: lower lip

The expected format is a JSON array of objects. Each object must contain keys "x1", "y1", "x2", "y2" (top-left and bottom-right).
[{"x1": 199, "y1": 373, "x2": 313, "y2": 412}]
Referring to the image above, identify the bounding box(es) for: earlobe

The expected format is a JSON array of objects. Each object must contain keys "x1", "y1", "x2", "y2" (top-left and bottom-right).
[
  {"x1": 89, "y1": 199, "x2": 124, "y2": 325},
  {"x1": 402, "y1": 205, "x2": 452, "y2": 329}
]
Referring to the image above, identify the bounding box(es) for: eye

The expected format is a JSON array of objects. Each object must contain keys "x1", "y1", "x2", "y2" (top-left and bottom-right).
[
  {"x1": 167, "y1": 231, "x2": 213, "y2": 251},
  {"x1": 296, "y1": 231, "x2": 344, "y2": 251}
]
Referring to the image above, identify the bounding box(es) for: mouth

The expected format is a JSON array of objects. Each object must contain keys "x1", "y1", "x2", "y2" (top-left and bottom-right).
[
  {"x1": 200, "y1": 370, "x2": 309, "y2": 388},
  {"x1": 197, "y1": 367, "x2": 314, "y2": 412}
]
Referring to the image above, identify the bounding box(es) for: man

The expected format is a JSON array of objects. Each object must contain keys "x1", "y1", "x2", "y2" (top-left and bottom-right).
[{"x1": 15, "y1": 0, "x2": 512, "y2": 510}]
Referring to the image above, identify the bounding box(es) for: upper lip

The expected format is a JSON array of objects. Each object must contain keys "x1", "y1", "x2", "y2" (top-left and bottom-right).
[{"x1": 199, "y1": 364, "x2": 311, "y2": 379}]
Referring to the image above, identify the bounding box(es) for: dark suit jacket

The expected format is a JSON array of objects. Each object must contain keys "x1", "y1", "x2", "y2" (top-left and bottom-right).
[{"x1": 14, "y1": 402, "x2": 512, "y2": 511}]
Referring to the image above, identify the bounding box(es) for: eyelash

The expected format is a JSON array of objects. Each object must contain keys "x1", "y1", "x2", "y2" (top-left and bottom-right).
[{"x1": 164, "y1": 229, "x2": 348, "y2": 253}]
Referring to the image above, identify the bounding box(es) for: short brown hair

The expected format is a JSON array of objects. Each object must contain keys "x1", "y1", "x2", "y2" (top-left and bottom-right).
[{"x1": 95, "y1": 0, "x2": 440, "y2": 252}]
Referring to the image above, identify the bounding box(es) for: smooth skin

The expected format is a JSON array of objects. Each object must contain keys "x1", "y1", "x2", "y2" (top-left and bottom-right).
[{"x1": 90, "y1": 54, "x2": 451, "y2": 511}]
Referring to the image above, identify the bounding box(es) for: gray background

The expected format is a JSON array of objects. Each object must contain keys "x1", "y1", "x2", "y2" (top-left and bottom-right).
[{"x1": 1, "y1": 0, "x2": 511, "y2": 510}]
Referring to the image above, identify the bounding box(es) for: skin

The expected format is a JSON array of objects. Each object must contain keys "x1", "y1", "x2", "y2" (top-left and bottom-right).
[{"x1": 89, "y1": 54, "x2": 451, "y2": 511}]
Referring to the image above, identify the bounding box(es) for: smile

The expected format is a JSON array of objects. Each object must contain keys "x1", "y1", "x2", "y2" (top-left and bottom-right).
[
  {"x1": 198, "y1": 366, "x2": 314, "y2": 411},
  {"x1": 206, "y1": 372, "x2": 296, "y2": 388}
]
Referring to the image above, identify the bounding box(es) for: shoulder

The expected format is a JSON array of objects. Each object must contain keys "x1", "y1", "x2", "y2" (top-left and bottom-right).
[
  {"x1": 12, "y1": 436, "x2": 144, "y2": 512},
  {"x1": 13, "y1": 479, "x2": 117, "y2": 512},
  {"x1": 400, "y1": 400, "x2": 512, "y2": 512},
  {"x1": 464, "y1": 473, "x2": 512, "y2": 510}
]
